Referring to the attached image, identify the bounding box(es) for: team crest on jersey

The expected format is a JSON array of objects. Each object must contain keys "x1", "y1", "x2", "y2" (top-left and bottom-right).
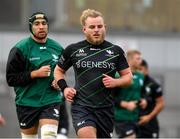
[
  {"x1": 106, "y1": 50, "x2": 114, "y2": 57},
  {"x1": 76, "y1": 49, "x2": 87, "y2": 57},
  {"x1": 52, "y1": 54, "x2": 58, "y2": 62}
]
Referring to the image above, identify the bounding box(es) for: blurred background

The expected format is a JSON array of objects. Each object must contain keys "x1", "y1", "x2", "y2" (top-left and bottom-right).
[{"x1": 0, "y1": 0, "x2": 180, "y2": 138}]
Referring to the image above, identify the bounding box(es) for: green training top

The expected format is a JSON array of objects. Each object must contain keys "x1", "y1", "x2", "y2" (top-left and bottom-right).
[
  {"x1": 6, "y1": 37, "x2": 64, "y2": 107},
  {"x1": 114, "y1": 71, "x2": 144, "y2": 121}
]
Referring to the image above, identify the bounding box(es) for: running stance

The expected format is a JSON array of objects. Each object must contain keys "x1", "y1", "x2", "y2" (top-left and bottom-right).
[
  {"x1": 57, "y1": 94, "x2": 69, "y2": 139},
  {"x1": 6, "y1": 12, "x2": 64, "y2": 139},
  {"x1": 54, "y1": 9, "x2": 132, "y2": 138},
  {"x1": 138, "y1": 59, "x2": 164, "y2": 138},
  {"x1": 114, "y1": 50, "x2": 145, "y2": 139}
]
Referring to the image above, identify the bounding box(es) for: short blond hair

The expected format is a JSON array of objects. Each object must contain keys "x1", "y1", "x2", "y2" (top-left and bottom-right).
[
  {"x1": 80, "y1": 9, "x2": 103, "y2": 26},
  {"x1": 127, "y1": 50, "x2": 141, "y2": 60}
]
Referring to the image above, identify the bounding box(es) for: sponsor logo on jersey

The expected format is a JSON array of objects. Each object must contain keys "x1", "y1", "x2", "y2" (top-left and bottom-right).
[
  {"x1": 29, "y1": 57, "x2": 40, "y2": 61},
  {"x1": 79, "y1": 49, "x2": 84, "y2": 53},
  {"x1": 76, "y1": 49, "x2": 87, "y2": 57},
  {"x1": 40, "y1": 46, "x2": 47, "y2": 49},
  {"x1": 90, "y1": 48, "x2": 101, "y2": 51},
  {"x1": 75, "y1": 60, "x2": 115, "y2": 69}
]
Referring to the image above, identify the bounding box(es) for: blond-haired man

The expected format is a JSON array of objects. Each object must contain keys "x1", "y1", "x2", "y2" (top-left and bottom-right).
[
  {"x1": 54, "y1": 9, "x2": 132, "y2": 138},
  {"x1": 114, "y1": 50, "x2": 145, "y2": 139}
]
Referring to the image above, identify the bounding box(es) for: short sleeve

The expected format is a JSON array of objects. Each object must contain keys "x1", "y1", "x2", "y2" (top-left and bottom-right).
[
  {"x1": 116, "y1": 46, "x2": 129, "y2": 71},
  {"x1": 57, "y1": 45, "x2": 73, "y2": 71},
  {"x1": 153, "y1": 84, "x2": 163, "y2": 98}
]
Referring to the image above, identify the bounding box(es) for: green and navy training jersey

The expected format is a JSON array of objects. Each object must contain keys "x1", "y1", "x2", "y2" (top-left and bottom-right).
[
  {"x1": 6, "y1": 37, "x2": 64, "y2": 107},
  {"x1": 114, "y1": 71, "x2": 144, "y2": 121},
  {"x1": 57, "y1": 40, "x2": 129, "y2": 108}
]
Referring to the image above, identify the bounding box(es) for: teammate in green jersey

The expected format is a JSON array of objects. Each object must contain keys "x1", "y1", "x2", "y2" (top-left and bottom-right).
[
  {"x1": 114, "y1": 50, "x2": 146, "y2": 138},
  {"x1": 6, "y1": 12, "x2": 64, "y2": 139}
]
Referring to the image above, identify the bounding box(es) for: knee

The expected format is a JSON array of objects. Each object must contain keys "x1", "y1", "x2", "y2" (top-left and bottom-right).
[
  {"x1": 41, "y1": 124, "x2": 58, "y2": 139},
  {"x1": 21, "y1": 132, "x2": 38, "y2": 139}
]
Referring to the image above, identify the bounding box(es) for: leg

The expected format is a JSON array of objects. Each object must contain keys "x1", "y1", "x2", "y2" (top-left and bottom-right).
[
  {"x1": 58, "y1": 101, "x2": 69, "y2": 135},
  {"x1": 16, "y1": 105, "x2": 39, "y2": 139},
  {"x1": 123, "y1": 133, "x2": 136, "y2": 139},
  {"x1": 77, "y1": 126, "x2": 97, "y2": 138},
  {"x1": 39, "y1": 103, "x2": 60, "y2": 139},
  {"x1": 20, "y1": 124, "x2": 38, "y2": 139},
  {"x1": 115, "y1": 121, "x2": 137, "y2": 139},
  {"x1": 39, "y1": 119, "x2": 58, "y2": 139},
  {"x1": 57, "y1": 101, "x2": 69, "y2": 139},
  {"x1": 71, "y1": 104, "x2": 97, "y2": 138},
  {"x1": 95, "y1": 107, "x2": 114, "y2": 138}
]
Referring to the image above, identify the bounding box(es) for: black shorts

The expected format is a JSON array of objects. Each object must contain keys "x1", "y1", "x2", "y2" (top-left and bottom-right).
[
  {"x1": 16, "y1": 102, "x2": 60, "y2": 129},
  {"x1": 115, "y1": 121, "x2": 138, "y2": 138},
  {"x1": 71, "y1": 104, "x2": 114, "y2": 138},
  {"x1": 138, "y1": 123, "x2": 159, "y2": 138}
]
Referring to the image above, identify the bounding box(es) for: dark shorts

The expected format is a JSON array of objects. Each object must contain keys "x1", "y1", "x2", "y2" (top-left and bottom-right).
[
  {"x1": 16, "y1": 102, "x2": 60, "y2": 129},
  {"x1": 115, "y1": 121, "x2": 138, "y2": 138},
  {"x1": 71, "y1": 104, "x2": 114, "y2": 138},
  {"x1": 138, "y1": 123, "x2": 159, "y2": 138}
]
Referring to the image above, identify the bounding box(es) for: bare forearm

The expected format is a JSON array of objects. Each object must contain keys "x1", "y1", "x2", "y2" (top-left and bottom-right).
[
  {"x1": 54, "y1": 65, "x2": 66, "y2": 81},
  {"x1": 116, "y1": 72, "x2": 132, "y2": 87},
  {"x1": 148, "y1": 97, "x2": 164, "y2": 119},
  {"x1": 117, "y1": 67, "x2": 133, "y2": 87}
]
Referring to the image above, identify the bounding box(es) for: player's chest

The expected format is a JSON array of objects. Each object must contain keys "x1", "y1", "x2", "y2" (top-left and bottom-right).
[
  {"x1": 71, "y1": 47, "x2": 118, "y2": 69},
  {"x1": 28, "y1": 46, "x2": 59, "y2": 65},
  {"x1": 72, "y1": 47, "x2": 118, "y2": 62}
]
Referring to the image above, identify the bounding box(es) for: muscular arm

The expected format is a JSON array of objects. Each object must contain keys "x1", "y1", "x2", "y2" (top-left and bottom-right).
[
  {"x1": 117, "y1": 67, "x2": 133, "y2": 87},
  {"x1": 54, "y1": 65, "x2": 76, "y2": 102},
  {"x1": 139, "y1": 96, "x2": 164, "y2": 125},
  {"x1": 54, "y1": 65, "x2": 66, "y2": 81},
  {"x1": 148, "y1": 96, "x2": 164, "y2": 119},
  {"x1": 102, "y1": 67, "x2": 132, "y2": 88}
]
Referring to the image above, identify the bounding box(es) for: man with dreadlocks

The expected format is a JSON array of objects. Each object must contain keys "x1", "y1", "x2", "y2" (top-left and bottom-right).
[{"x1": 6, "y1": 12, "x2": 64, "y2": 139}]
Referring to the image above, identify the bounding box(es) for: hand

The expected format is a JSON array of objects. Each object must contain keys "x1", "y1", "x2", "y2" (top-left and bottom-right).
[
  {"x1": 138, "y1": 115, "x2": 151, "y2": 125},
  {"x1": 64, "y1": 87, "x2": 76, "y2": 102},
  {"x1": 102, "y1": 74, "x2": 117, "y2": 88},
  {"x1": 139, "y1": 98, "x2": 148, "y2": 109},
  {"x1": 126, "y1": 101, "x2": 137, "y2": 111},
  {"x1": 0, "y1": 115, "x2": 6, "y2": 126},
  {"x1": 31, "y1": 65, "x2": 51, "y2": 78},
  {"x1": 51, "y1": 80, "x2": 59, "y2": 90}
]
